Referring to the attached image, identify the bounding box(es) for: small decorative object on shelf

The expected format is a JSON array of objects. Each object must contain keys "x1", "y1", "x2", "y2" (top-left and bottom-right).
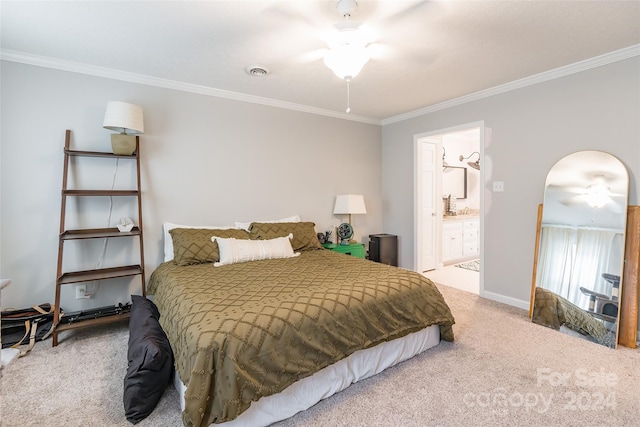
[{"x1": 118, "y1": 217, "x2": 135, "y2": 232}]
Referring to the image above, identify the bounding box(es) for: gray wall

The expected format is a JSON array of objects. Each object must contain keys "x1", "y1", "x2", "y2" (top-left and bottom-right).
[
  {"x1": 382, "y1": 57, "x2": 640, "y2": 309},
  {"x1": 0, "y1": 61, "x2": 382, "y2": 310}
]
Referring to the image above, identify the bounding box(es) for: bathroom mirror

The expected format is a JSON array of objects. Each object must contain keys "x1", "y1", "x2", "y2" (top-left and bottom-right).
[
  {"x1": 530, "y1": 151, "x2": 629, "y2": 348},
  {"x1": 442, "y1": 166, "x2": 467, "y2": 199}
]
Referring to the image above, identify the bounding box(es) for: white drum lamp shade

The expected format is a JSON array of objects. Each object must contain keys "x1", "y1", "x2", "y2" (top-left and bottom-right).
[
  {"x1": 333, "y1": 194, "x2": 367, "y2": 225},
  {"x1": 103, "y1": 102, "x2": 144, "y2": 155}
]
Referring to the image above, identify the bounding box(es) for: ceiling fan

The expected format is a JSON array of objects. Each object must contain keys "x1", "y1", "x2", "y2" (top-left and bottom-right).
[
  {"x1": 322, "y1": 0, "x2": 374, "y2": 79},
  {"x1": 323, "y1": 0, "x2": 375, "y2": 112},
  {"x1": 261, "y1": 1, "x2": 434, "y2": 112}
]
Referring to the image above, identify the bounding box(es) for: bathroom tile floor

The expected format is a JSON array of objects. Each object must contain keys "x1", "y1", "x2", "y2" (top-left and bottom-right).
[{"x1": 423, "y1": 261, "x2": 480, "y2": 295}]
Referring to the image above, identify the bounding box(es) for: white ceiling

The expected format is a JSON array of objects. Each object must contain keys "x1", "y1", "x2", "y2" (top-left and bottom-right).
[{"x1": 2, "y1": 1, "x2": 639, "y2": 123}]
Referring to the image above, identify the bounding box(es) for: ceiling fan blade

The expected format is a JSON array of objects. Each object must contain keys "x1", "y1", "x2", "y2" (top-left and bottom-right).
[
  {"x1": 365, "y1": 1, "x2": 434, "y2": 25},
  {"x1": 260, "y1": 0, "x2": 333, "y2": 29},
  {"x1": 559, "y1": 194, "x2": 625, "y2": 212},
  {"x1": 546, "y1": 184, "x2": 588, "y2": 194}
]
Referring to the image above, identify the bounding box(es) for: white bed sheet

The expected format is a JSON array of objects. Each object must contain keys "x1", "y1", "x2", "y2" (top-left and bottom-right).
[{"x1": 174, "y1": 324, "x2": 440, "y2": 427}]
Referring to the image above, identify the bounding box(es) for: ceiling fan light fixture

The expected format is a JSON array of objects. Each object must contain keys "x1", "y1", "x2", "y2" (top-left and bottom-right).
[
  {"x1": 323, "y1": 44, "x2": 370, "y2": 80},
  {"x1": 328, "y1": 21, "x2": 374, "y2": 48},
  {"x1": 322, "y1": 0, "x2": 374, "y2": 113},
  {"x1": 323, "y1": 17, "x2": 374, "y2": 81},
  {"x1": 586, "y1": 182, "x2": 611, "y2": 208}
]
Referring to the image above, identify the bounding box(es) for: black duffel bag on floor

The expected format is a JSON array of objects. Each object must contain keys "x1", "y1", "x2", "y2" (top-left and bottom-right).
[{"x1": 1, "y1": 303, "x2": 60, "y2": 356}]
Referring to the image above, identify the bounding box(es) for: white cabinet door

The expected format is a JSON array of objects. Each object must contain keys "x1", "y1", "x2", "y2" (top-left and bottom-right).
[
  {"x1": 442, "y1": 221, "x2": 463, "y2": 262},
  {"x1": 462, "y1": 219, "x2": 479, "y2": 257},
  {"x1": 443, "y1": 218, "x2": 479, "y2": 263}
]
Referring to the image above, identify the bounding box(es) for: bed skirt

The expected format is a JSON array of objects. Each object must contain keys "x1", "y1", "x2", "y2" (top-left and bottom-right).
[{"x1": 174, "y1": 324, "x2": 440, "y2": 427}]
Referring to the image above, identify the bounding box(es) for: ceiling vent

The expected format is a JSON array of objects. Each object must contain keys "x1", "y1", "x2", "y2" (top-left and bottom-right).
[{"x1": 246, "y1": 66, "x2": 270, "y2": 77}]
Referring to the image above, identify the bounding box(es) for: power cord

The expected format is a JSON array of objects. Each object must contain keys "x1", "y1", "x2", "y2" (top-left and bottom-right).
[{"x1": 85, "y1": 158, "x2": 120, "y2": 297}]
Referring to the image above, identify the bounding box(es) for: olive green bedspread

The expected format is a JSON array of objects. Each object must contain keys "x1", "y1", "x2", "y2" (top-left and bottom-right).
[
  {"x1": 148, "y1": 249, "x2": 455, "y2": 426},
  {"x1": 532, "y1": 287, "x2": 609, "y2": 342}
]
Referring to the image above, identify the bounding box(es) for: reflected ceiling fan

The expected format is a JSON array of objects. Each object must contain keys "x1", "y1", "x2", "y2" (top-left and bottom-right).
[
  {"x1": 559, "y1": 194, "x2": 625, "y2": 213},
  {"x1": 548, "y1": 175, "x2": 626, "y2": 211}
]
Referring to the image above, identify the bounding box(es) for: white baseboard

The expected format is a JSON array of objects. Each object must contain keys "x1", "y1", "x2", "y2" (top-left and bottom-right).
[{"x1": 481, "y1": 290, "x2": 530, "y2": 311}]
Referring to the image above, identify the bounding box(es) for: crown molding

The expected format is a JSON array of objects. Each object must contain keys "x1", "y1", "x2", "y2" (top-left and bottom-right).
[
  {"x1": 0, "y1": 49, "x2": 381, "y2": 126},
  {"x1": 2, "y1": 45, "x2": 638, "y2": 127},
  {"x1": 381, "y1": 44, "x2": 640, "y2": 126}
]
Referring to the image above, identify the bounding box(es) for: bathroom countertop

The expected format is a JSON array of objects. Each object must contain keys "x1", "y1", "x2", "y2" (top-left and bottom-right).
[
  {"x1": 443, "y1": 214, "x2": 479, "y2": 221},
  {"x1": 443, "y1": 209, "x2": 480, "y2": 220}
]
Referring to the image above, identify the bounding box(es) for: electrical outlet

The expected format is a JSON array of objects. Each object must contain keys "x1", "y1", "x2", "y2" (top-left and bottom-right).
[
  {"x1": 75, "y1": 284, "x2": 88, "y2": 299},
  {"x1": 493, "y1": 181, "x2": 505, "y2": 192}
]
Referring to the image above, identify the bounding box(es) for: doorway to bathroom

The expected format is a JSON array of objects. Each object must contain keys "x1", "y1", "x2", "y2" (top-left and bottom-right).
[{"x1": 414, "y1": 122, "x2": 484, "y2": 295}]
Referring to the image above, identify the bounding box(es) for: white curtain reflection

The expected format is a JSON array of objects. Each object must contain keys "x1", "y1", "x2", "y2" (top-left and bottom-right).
[
  {"x1": 536, "y1": 225, "x2": 622, "y2": 309},
  {"x1": 536, "y1": 227, "x2": 573, "y2": 298}
]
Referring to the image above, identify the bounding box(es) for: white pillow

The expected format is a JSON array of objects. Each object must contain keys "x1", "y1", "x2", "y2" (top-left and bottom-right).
[
  {"x1": 162, "y1": 222, "x2": 236, "y2": 262},
  {"x1": 234, "y1": 215, "x2": 301, "y2": 231},
  {"x1": 213, "y1": 234, "x2": 299, "y2": 267}
]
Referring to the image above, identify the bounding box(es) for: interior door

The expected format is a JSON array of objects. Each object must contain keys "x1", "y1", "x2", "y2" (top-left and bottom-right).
[{"x1": 421, "y1": 142, "x2": 437, "y2": 271}]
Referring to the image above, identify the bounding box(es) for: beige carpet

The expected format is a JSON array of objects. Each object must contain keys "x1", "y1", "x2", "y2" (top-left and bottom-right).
[{"x1": 1, "y1": 284, "x2": 639, "y2": 427}]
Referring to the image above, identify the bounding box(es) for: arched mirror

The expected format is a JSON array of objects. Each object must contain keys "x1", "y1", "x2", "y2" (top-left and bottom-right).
[{"x1": 530, "y1": 151, "x2": 629, "y2": 348}]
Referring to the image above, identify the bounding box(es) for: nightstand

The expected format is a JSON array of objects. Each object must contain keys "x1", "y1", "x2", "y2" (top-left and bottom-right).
[
  {"x1": 322, "y1": 242, "x2": 365, "y2": 259},
  {"x1": 369, "y1": 234, "x2": 398, "y2": 266}
]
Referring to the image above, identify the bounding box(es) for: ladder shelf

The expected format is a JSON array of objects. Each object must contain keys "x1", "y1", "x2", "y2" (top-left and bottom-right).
[{"x1": 53, "y1": 130, "x2": 146, "y2": 346}]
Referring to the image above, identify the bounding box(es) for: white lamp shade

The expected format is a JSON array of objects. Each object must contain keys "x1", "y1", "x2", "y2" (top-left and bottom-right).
[
  {"x1": 333, "y1": 194, "x2": 367, "y2": 215},
  {"x1": 103, "y1": 101, "x2": 144, "y2": 134}
]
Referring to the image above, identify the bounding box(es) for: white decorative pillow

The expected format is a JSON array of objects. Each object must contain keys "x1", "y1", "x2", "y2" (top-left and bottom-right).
[
  {"x1": 234, "y1": 215, "x2": 301, "y2": 231},
  {"x1": 213, "y1": 234, "x2": 300, "y2": 267},
  {"x1": 162, "y1": 222, "x2": 236, "y2": 262}
]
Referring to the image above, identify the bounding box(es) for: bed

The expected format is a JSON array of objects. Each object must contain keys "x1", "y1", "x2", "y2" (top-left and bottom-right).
[
  {"x1": 148, "y1": 222, "x2": 455, "y2": 427},
  {"x1": 532, "y1": 286, "x2": 615, "y2": 346}
]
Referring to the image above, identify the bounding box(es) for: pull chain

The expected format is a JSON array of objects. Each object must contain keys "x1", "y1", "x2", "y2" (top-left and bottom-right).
[{"x1": 345, "y1": 77, "x2": 351, "y2": 113}]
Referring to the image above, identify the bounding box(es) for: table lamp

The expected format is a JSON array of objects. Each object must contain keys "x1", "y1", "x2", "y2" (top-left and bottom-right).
[
  {"x1": 333, "y1": 194, "x2": 367, "y2": 244},
  {"x1": 103, "y1": 101, "x2": 144, "y2": 155}
]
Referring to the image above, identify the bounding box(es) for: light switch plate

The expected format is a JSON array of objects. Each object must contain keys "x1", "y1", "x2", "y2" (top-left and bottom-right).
[{"x1": 493, "y1": 181, "x2": 505, "y2": 192}]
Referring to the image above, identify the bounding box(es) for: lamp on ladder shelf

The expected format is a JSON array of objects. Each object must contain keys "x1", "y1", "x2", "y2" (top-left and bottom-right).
[{"x1": 103, "y1": 101, "x2": 144, "y2": 155}]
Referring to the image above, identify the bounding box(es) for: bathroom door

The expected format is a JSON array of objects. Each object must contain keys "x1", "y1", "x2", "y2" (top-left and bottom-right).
[{"x1": 420, "y1": 141, "x2": 437, "y2": 271}]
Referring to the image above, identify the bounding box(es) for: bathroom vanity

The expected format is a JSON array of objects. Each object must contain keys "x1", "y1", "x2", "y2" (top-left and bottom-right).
[{"x1": 442, "y1": 214, "x2": 479, "y2": 264}]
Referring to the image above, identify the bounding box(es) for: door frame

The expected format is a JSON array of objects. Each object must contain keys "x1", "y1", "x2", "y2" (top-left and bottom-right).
[{"x1": 414, "y1": 121, "x2": 486, "y2": 295}]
